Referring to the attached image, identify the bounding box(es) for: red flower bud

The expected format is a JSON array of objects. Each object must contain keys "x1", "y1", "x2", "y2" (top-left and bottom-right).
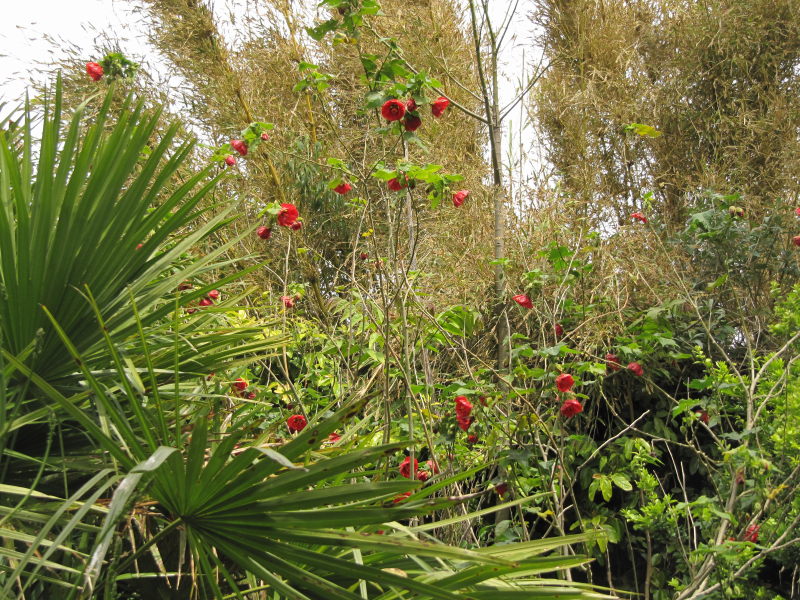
[
  {"x1": 555, "y1": 373, "x2": 574, "y2": 393},
  {"x1": 207, "y1": 289, "x2": 220, "y2": 300},
  {"x1": 256, "y1": 226, "x2": 272, "y2": 240},
  {"x1": 178, "y1": 281, "x2": 193, "y2": 291},
  {"x1": 286, "y1": 414, "x2": 307, "y2": 433},
  {"x1": 495, "y1": 483, "x2": 508, "y2": 496},
  {"x1": 290, "y1": 221, "x2": 302, "y2": 231},
  {"x1": 199, "y1": 298, "x2": 213, "y2": 307},
  {"x1": 261, "y1": 132, "x2": 270, "y2": 141},
  {"x1": 359, "y1": 252, "x2": 369, "y2": 260},
  {"x1": 246, "y1": 391, "x2": 257, "y2": 400},
  {"x1": 403, "y1": 114, "x2": 422, "y2": 132},
  {"x1": 281, "y1": 295, "x2": 295, "y2": 308},
  {"x1": 627, "y1": 362, "x2": 644, "y2": 376},
  {"x1": 452, "y1": 189, "x2": 469, "y2": 207},
  {"x1": 467, "y1": 434, "x2": 478, "y2": 444},
  {"x1": 328, "y1": 432, "x2": 341, "y2": 443},
  {"x1": 560, "y1": 398, "x2": 583, "y2": 418},
  {"x1": 431, "y1": 96, "x2": 450, "y2": 118},
  {"x1": 393, "y1": 491, "x2": 412, "y2": 504},
  {"x1": 555, "y1": 323, "x2": 564, "y2": 338},
  {"x1": 631, "y1": 212, "x2": 647, "y2": 224},
  {"x1": 381, "y1": 99, "x2": 406, "y2": 121},
  {"x1": 793, "y1": 235, "x2": 800, "y2": 247},
  {"x1": 232, "y1": 378, "x2": 248, "y2": 391},
  {"x1": 230, "y1": 139, "x2": 248, "y2": 156},
  {"x1": 406, "y1": 98, "x2": 417, "y2": 112},
  {"x1": 417, "y1": 470, "x2": 430, "y2": 482},
  {"x1": 512, "y1": 294, "x2": 533, "y2": 309},
  {"x1": 86, "y1": 62, "x2": 104, "y2": 81},
  {"x1": 334, "y1": 182, "x2": 352, "y2": 194},
  {"x1": 224, "y1": 155, "x2": 236, "y2": 167},
  {"x1": 696, "y1": 410, "x2": 709, "y2": 424},
  {"x1": 605, "y1": 353, "x2": 622, "y2": 371}
]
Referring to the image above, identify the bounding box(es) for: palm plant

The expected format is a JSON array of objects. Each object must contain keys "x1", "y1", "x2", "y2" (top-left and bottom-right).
[{"x1": 0, "y1": 81, "x2": 614, "y2": 599}]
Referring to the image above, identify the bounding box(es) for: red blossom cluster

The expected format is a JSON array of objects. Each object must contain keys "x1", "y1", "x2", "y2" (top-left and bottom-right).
[
  {"x1": 380, "y1": 96, "x2": 450, "y2": 133},
  {"x1": 185, "y1": 288, "x2": 221, "y2": 313}
]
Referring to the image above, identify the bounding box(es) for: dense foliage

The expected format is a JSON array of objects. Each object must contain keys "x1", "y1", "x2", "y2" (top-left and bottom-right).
[{"x1": 2, "y1": 0, "x2": 800, "y2": 599}]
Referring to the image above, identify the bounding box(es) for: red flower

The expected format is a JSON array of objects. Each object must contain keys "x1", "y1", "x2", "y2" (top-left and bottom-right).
[
  {"x1": 793, "y1": 235, "x2": 800, "y2": 247},
  {"x1": 399, "y1": 456, "x2": 419, "y2": 479},
  {"x1": 199, "y1": 298, "x2": 213, "y2": 307},
  {"x1": 381, "y1": 99, "x2": 406, "y2": 121},
  {"x1": 455, "y1": 395, "x2": 472, "y2": 418},
  {"x1": 328, "y1": 432, "x2": 342, "y2": 442},
  {"x1": 281, "y1": 295, "x2": 295, "y2": 308},
  {"x1": 452, "y1": 190, "x2": 469, "y2": 207},
  {"x1": 230, "y1": 139, "x2": 248, "y2": 156},
  {"x1": 605, "y1": 353, "x2": 622, "y2": 371},
  {"x1": 431, "y1": 96, "x2": 450, "y2": 117},
  {"x1": 334, "y1": 182, "x2": 352, "y2": 194},
  {"x1": 207, "y1": 289, "x2": 220, "y2": 300},
  {"x1": 403, "y1": 114, "x2": 422, "y2": 132},
  {"x1": 631, "y1": 212, "x2": 647, "y2": 223},
  {"x1": 417, "y1": 471, "x2": 430, "y2": 482},
  {"x1": 261, "y1": 132, "x2": 270, "y2": 141},
  {"x1": 627, "y1": 362, "x2": 644, "y2": 376},
  {"x1": 287, "y1": 414, "x2": 307, "y2": 433},
  {"x1": 224, "y1": 155, "x2": 236, "y2": 167},
  {"x1": 277, "y1": 203, "x2": 299, "y2": 227},
  {"x1": 495, "y1": 483, "x2": 508, "y2": 496},
  {"x1": 387, "y1": 177, "x2": 407, "y2": 192},
  {"x1": 359, "y1": 252, "x2": 369, "y2": 260},
  {"x1": 290, "y1": 221, "x2": 302, "y2": 231},
  {"x1": 560, "y1": 398, "x2": 583, "y2": 418},
  {"x1": 795, "y1": 207, "x2": 800, "y2": 217},
  {"x1": 696, "y1": 410, "x2": 709, "y2": 424},
  {"x1": 256, "y1": 226, "x2": 272, "y2": 240},
  {"x1": 555, "y1": 373, "x2": 574, "y2": 393},
  {"x1": 466, "y1": 434, "x2": 478, "y2": 444},
  {"x1": 232, "y1": 378, "x2": 248, "y2": 391},
  {"x1": 744, "y1": 524, "x2": 759, "y2": 543},
  {"x1": 393, "y1": 491, "x2": 412, "y2": 504},
  {"x1": 555, "y1": 323, "x2": 564, "y2": 338},
  {"x1": 406, "y1": 98, "x2": 417, "y2": 112},
  {"x1": 512, "y1": 294, "x2": 533, "y2": 309},
  {"x1": 86, "y1": 62, "x2": 104, "y2": 81},
  {"x1": 457, "y1": 416, "x2": 473, "y2": 431}
]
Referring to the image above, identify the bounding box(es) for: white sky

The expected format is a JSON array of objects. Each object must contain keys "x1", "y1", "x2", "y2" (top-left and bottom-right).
[{"x1": 0, "y1": 0, "x2": 143, "y2": 103}]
